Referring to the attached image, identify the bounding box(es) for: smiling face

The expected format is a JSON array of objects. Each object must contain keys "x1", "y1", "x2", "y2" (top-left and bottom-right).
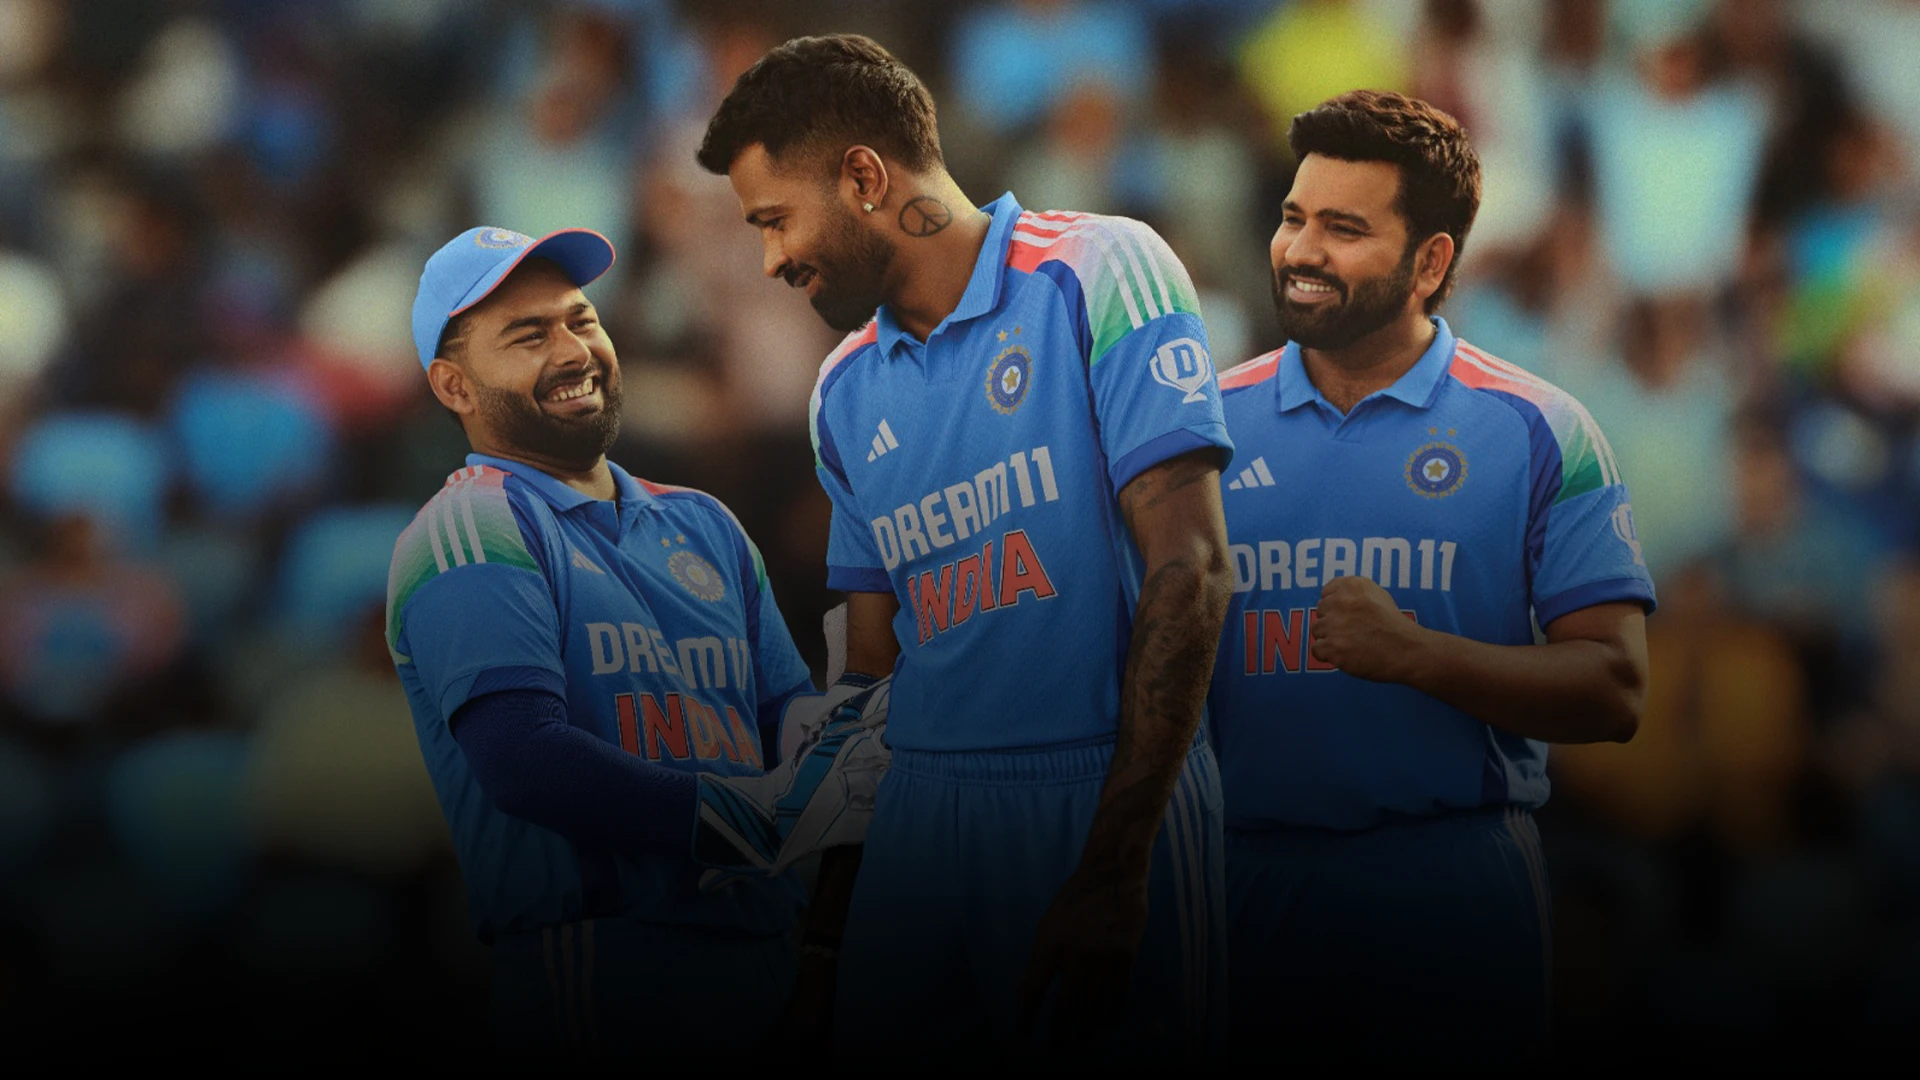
[
  {"x1": 429, "y1": 258, "x2": 622, "y2": 467},
  {"x1": 1270, "y1": 154, "x2": 1442, "y2": 352},
  {"x1": 728, "y1": 143, "x2": 894, "y2": 333}
]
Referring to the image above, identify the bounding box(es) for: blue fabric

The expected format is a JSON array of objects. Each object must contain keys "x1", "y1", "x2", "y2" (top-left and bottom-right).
[
  {"x1": 833, "y1": 739, "x2": 1226, "y2": 1059},
  {"x1": 451, "y1": 688, "x2": 698, "y2": 859},
  {"x1": 1225, "y1": 809, "x2": 1552, "y2": 1066},
  {"x1": 809, "y1": 192, "x2": 1232, "y2": 752},
  {"x1": 389, "y1": 457, "x2": 814, "y2": 942},
  {"x1": 490, "y1": 916, "x2": 795, "y2": 1063},
  {"x1": 1209, "y1": 319, "x2": 1657, "y2": 831}
]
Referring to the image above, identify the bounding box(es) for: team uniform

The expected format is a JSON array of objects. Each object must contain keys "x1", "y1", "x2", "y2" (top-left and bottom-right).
[
  {"x1": 1208, "y1": 317, "x2": 1656, "y2": 1062},
  {"x1": 386, "y1": 454, "x2": 816, "y2": 1059},
  {"x1": 808, "y1": 193, "x2": 1233, "y2": 1058}
]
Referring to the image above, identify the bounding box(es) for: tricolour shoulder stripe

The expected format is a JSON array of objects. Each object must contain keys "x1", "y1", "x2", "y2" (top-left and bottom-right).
[
  {"x1": 808, "y1": 322, "x2": 880, "y2": 468},
  {"x1": 386, "y1": 465, "x2": 540, "y2": 654},
  {"x1": 1447, "y1": 343, "x2": 1620, "y2": 502},
  {"x1": 1219, "y1": 350, "x2": 1283, "y2": 391},
  {"x1": 1007, "y1": 211, "x2": 1201, "y2": 367},
  {"x1": 1456, "y1": 342, "x2": 1621, "y2": 487}
]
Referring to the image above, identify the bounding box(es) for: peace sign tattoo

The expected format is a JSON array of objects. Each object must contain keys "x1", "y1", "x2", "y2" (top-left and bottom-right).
[{"x1": 898, "y1": 196, "x2": 953, "y2": 238}]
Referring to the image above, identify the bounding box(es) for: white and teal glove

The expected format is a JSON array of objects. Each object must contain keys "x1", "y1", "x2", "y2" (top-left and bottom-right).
[{"x1": 693, "y1": 674, "x2": 891, "y2": 888}]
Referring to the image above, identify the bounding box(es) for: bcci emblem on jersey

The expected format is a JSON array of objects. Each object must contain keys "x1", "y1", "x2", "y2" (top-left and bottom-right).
[
  {"x1": 1406, "y1": 442, "x2": 1468, "y2": 498},
  {"x1": 1150, "y1": 337, "x2": 1213, "y2": 403},
  {"x1": 986, "y1": 344, "x2": 1033, "y2": 415},
  {"x1": 473, "y1": 227, "x2": 531, "y2": 249},
  {"x1": 668, "y1": 549, "x2": 727, "y2": 602}
]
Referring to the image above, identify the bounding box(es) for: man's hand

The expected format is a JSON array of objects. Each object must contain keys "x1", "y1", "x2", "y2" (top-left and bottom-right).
[
  {"x1": 1016, "y1": 862, "x2": 1151, "y2": 1049},
  {"x1": 1309, "y1": 574, "x2": 1426, "y2": 682}
]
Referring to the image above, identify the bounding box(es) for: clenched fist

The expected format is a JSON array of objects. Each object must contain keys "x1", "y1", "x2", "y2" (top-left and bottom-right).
[{"x1": 1309, "y1": 574, "x2": 1427, "y2": 683}]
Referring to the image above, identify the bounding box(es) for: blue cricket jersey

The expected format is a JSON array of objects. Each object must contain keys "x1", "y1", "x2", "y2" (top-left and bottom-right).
[
  {"x1": 386, "y1": 454, "x2": 815, "y2": 942},
  {"x1": 809, "y1": 193, "x2": 1234, "y2": 752},
  {"x1": 1209, "y1": 318, "x2": 1656, "y2": 831}
]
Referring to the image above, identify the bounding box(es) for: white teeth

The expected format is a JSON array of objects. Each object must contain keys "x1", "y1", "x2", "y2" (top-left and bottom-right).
[
  {"x1": 552, "y1": 376, "x2": 595, "y2": 402},
  {"x1": 1292, "y1": 280, "x2": 1335, "y2": 293}
]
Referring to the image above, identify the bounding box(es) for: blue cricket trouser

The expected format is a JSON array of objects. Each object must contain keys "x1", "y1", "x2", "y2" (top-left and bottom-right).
[
  {"x1": 833, "y1": 738, "x2": 1226, "y2": 1065},
  {"x1": 1226, "y1": 806, "x2": 1552, "y2": 1067},
  {"x1": 489, "y1": 917, "x2": 796, "y2": 1064}
]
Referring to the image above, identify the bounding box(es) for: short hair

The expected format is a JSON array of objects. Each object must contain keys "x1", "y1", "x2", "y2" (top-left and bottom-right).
[
  {"x1": 434, "y1": 310, "x2": 473, "y2": 361},
  {"x1": 1288, "y1": 90, "x2": 1482, "y2": 312},
  {"x1": 696, "y1": 34, "x2": 942, "y2": 177}
]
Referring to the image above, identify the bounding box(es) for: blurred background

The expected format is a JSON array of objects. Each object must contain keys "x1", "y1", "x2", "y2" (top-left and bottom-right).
[{"x1": 0, "y1": 0, "x2": 1914, "y2": 1063}]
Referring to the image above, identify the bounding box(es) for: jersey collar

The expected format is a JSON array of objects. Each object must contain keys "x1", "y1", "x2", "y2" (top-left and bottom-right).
[
  {"x1": 1275, "y1": 316, "x2": 1457, "y2": 414},
  {"x1": 874, "y1": 192, "x2": 1024, "y2": 358},
  {"x1": 464, "y1": 452, "x2": 654, "y2": 513}
]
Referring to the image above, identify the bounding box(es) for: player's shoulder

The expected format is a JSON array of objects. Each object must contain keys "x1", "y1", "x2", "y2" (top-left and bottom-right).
[
  {"x1": 386, "y1": 465, "x2": 544, "y2": 642},
  {"x1": 1443, "y1": 337, "x2": 1622, "y2": 499},
  {"x1": 1007, "y1": 207, "x2": 1188, "y2": 280},
  {"x1": 1008, "y1": 206, "x2": 1201, "y2": 361},
  {"x1": 809, "y1": 320, "x2": 881, "y2": 410},
  {"x1": 1218, "y1": 348, "x2": 1284, "y2": 398},
  {"x1": 634, "y1": 477, "x2": 749, "y2": 541},
  {"x1": 1443, "y1": 338, "x2": 1594, "y2": 426}
]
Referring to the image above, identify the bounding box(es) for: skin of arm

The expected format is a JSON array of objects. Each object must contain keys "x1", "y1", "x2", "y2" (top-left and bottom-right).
[
  {"x1": 1016, "y1": 448, "x2": 1233, "y2": 1047},
  {"x1": 1308, "y1": 573, "x2": 1649, "y2": 743}
]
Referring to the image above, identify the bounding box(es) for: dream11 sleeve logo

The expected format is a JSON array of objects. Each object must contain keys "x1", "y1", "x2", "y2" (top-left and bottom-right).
[
  {"x1": 1150, "y1": 338, "x2": 1213, "y2": 403},
  {"x1": 1611, "y1": 503, "x2": 1646, "y2": 567}
]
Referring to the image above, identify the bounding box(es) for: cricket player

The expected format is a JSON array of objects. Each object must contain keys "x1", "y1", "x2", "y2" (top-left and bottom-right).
[
  {"x1": 388, "y1": 225, "x2": 889, "y2": 1064},
  {"x1": 1210, "y1": 90, "x2": 1655, "y2": 1065},
  {"x1": 697, "y1": 34, "x2": 1234, "y2": 1062}
]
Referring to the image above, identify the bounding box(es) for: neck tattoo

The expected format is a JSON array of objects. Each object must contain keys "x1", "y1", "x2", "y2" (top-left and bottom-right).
[{"x1": 897, "y1": 195, "x2": 954, "y2": 238}]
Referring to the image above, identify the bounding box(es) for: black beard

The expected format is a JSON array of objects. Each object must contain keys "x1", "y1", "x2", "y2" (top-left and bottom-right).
[
  {"x1": 1272, "y1": 248, "x2": 1417, "y2": 350},
  {"x1": 472, "y1": 363, "x2": 623, "y2": 466},
  {"x1": 793, "y1": 204, "x2": 894, "y2": 332}
]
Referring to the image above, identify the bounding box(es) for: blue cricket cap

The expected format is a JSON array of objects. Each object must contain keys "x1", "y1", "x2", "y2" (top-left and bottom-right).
[{"x1": 410, "y1": 226, "x2": 616, "y2": 369}]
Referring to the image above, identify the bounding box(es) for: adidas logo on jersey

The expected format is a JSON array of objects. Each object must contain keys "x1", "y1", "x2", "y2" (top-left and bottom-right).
[
  {"x1": 866, "y1": 419, "x2": 901, "y2": 462},
  {"x1": 571, "y1": 549, "x2": 606, "y2": 574},
  {"x1": 1227, "y1": 457, "x2": 1276, "y2": 491}
]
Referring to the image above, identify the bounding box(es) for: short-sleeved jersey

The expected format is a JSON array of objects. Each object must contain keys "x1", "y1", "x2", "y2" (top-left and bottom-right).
[
  {"x1": 810, "y1": 193, "x2": 1233, "y2": 752},
  {"x1": 1208, "y1": 318, "x2": 1656, "y2": 831},
  {"x1": 386, "y1": 453, "x2": 814, "y2": 942}
]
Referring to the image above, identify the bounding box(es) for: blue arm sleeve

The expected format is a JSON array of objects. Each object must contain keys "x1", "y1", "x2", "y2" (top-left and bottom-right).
[{"x1": 451, "y1": 688, "x2": 697, "y2": 859}]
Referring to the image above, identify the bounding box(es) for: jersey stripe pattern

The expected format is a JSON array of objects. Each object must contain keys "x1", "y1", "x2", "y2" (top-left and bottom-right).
[
  {"x1": 1448, "y1": 342, "x2": 1622, "y2": 504},
  {"x1": 1006, "y1": 210, "x2": 1204, "y2": 366},
  {"x1": 387, "y1": 465, "x2": 537, "y2": 662}
]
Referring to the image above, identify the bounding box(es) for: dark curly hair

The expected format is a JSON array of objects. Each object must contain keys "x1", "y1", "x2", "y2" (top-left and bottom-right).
[
  {"x1": 1289, "y1": 90, "x2": 1482, "y2": 312},
  {"x1": 696, "y1": 34, "x2": 943, "y2": 177}
]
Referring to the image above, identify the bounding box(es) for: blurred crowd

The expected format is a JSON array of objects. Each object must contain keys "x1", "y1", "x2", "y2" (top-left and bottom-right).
[{"x1": 0, "y1": 0, "x2": 1913, "y2": 1061}]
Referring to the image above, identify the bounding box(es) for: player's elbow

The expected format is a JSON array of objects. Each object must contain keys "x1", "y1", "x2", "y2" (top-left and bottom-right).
[{"x1": 1601, "y1": 648, "x2": 1648, "y2": 744}]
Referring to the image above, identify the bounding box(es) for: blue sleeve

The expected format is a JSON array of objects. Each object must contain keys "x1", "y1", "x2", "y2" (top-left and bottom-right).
[
  {"x1": 1531, "y1": 483, "x2": 1659, "y2": 627},
  {"x1": 815, "y1": 405, "x2": 892, "y2": 593},
  {"x1": 400, "y1": 562, "x2": 566, "y2": 723},
  {"x1": 1090, "y1": 312, "x2": 1235, "y2": 492},
  {"x1": 1039, "y1": 222, "x2": 1233, "y2": 493},
  {"x1": 452, "y1": 688, "x2": 697, "y2": 858}
]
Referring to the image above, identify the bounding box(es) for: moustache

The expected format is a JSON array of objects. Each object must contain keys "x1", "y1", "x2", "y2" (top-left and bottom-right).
[{"x1": 783, "y1": 264, "x2": 820, "y2": 289}]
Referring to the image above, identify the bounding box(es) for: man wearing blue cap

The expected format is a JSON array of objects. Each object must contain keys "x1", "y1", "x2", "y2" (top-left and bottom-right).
[{"x1": 387, "y1": 226, "x2": 889, "y2": 1063}]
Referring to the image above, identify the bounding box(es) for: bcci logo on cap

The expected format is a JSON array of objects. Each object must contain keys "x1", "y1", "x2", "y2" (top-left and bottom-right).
[
  {"x1": 475, "y1": 227, "x2": 532, "y2": 250},
  {"x1": 1150, "y1": 338, "x2": 1213, "y2": 403}
]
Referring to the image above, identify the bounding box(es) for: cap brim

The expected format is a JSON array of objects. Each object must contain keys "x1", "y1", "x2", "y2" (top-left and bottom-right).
[{"x1": 448, "y1": 228, "x2": 618, "y2": 318}]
